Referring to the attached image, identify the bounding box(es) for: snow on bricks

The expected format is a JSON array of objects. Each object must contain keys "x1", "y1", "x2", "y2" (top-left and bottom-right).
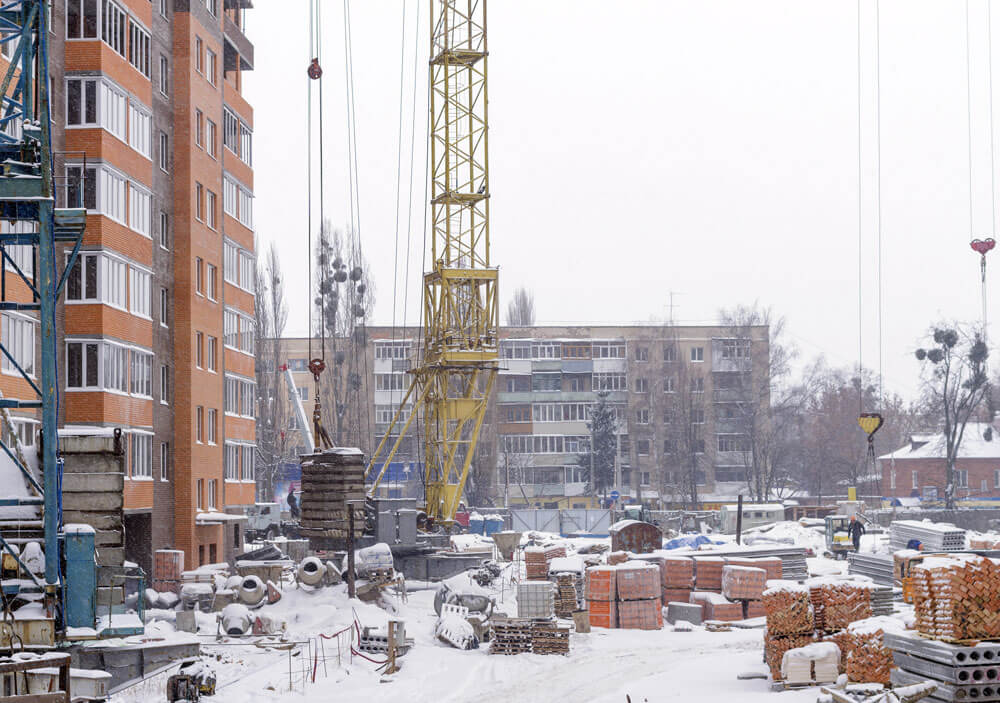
[
  {"x1": 911, "y1": 554, "x2": 1000, "y2": 641},
  {"x1": 808, "y1": 580, "x2": 872, "y2": 632},
  {"x1": 618, "y1": 599, "x2": 663, "y2": 630},
  {"x1": 693, "y1": 556, "x2": 725, "y2": 591},
  {"x1": 662, "y1": 556, "x2": 694, "y2": 588},
  {"x1": 721, "y1": 565, "x2": 766, "y2": 601},
  {"x1": 763, "y1": 581, "x2": 813, "y2": 635},
  {"x1": 689, "y1": 591, "x2": 742, "y2": 622}
]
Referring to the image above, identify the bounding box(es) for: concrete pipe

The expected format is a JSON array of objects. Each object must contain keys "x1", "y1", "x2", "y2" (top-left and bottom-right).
[
  {"x1": 225, "y1": 575, "x2": 242, "y2": 591},
  {"x1": 220, "y1": 603, "x2": 253, "y2": 636},
  {"x1": 238, "y1": 575, "x2": 265, "y2": 605},
  {"x1": 297, "y1": 557, "x2": 326, "y2": 587}
]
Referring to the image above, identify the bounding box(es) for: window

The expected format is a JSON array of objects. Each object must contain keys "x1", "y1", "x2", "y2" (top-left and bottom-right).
[
  {"x1": 225, "y1": 443, "x2": 239, "y2": 480},
  {"x1": 721, "y1": 339, "x2": 751, "y2": 360},
  {"x1": 224, "y1": 308, "x2": 238, "y2": 348},
  {"x1": 65, "y1": 165, "x2": 96, "y2": 210},
  {"x1": 65, "y1": 340, "x2": 139, "y2": 393},
  {"x1": 160, "y1": 287, "x2": 168, "y2": 327},
  {"x1": 101, "y1": 342, "x2": 127, "y2": 392},
  {"x1": 690, "y1": 376, "x2": 704, "y2": 393},
  {"x1": 206, "y1": 49, "x2": 217, "y2": 85},
  {"x1": 158, "y1": 54, "x2": 168, "y2": 95},
  {"x1": 66, "y1": 78, "x2": 98, "y2": 126},
  {"x1": 663, "y1": 345, "x2": 677, "y2": 362},
  {"x1": 206, "y1": 0, "x2": 218, "y2": 17},
  {"x1": 957, "y1": 470, "x2": 969, "y2": 489},
  {"x1": 224, "y1": 241, "x2": 238, "y2": 282},
  {"x1": 635, "y1": 346, "x2": 648, "y2": 362},
  {"x1": 690, "y1": 346, "x2": 704, "y2": 362},
  {"x1": 224, "y1": 177, "x2": 238, "y2": 218},
  {"x1": 593, "y1": 342, "x2": 625, "y2": 358},
  {"x1": 2, "y1": 221, "x2": 34, "y2": 278},
  {"x1": 637, "y1": 439, "x2": 649, "y2": 455},
  {"x1": 640, "y1": 471, "x2": 651, "y2": 486},
  {"x1": 196, "y1": 406, "x2": 204, "y2": 443},
  {"x1": 693, "y1": 438, "x2": 706, "y2": 454},
  {"x1": 636, "y1": 409, "x2": 649, "y2": 424},
  {"x1": 375, "y1": 374, "x2": 408, "y2": 391},
  {"x1": 239, "y1": 312, "x2": 254, "y2": 354},
  {"x1": 223, "y1": 108, "x2": 239, "y2": 153},
  {"x1": 195, "y1": 331, "x2": 203, "y2": 368},
  {"x1": 128, "y1": 21, "x2": 150, "y2": 77},
  {"x1": 67, "y1": 0, "x2": 99, "y2": 38},
  {"x1": 159, "y1": 212, "x2": 169, "y2": 250},
  {"x1": 129, "y1": 184, "x2": 151, "y2": 236},
  {"x1": 158, "y1": 131, "x2": 169, "y2": 171},
  {"x1": 240, "y1": 122, "x2": 253, "y2": 166},
  {"x1": 663, "y1": 439, "x2": 675, "y2": 454},
  {"x1": 532, "y1": 373, "x2": 561, "y2": 392},
  {"x1": 593, "y1": 372, "x2": 626, "y2": 391},
  {"x1": 128, "y1": 102, "x2": 151, "y2": 158},
  {"x1": 995, "y1": 470, "x2": 1000, "y2": 489},
  {"x1": 206, "y1": 189, "x2": 217, "y2": 229},
  {"x1": 2, "y1": 314, "x2": 35, "y2": 377},
  {"x1": 129, "y1": 433, "x2": 152, "y2": 478},
  {"x1": 99, "y1": 167, "x2": 127, "y2": 222},
  {"x1": 207, "y1": 408, "x2": 217, "y2": 444},
  {"x1": 717, "y1": 435, "x2": 749, "y2": 452},
  {"x1": 691, "y1": 408, "x2": 705, "y2": 424},
  {"x1": 160, "y1": 442, "x2": 169, "y2": 481},
  {"x1": 196, "y1": 479, "x2": 204, "y2": 510},
  {"x1": 195, "y1": 257, "x2": 204, "y2": 295},
  {"x1": 890, "y1": 469, "x2": 896, "y2": 490},
  {"x1": 207, "y1": 264, "x2": 218, "y2": 300},
  {"x1": 242, "y1": 448, "x2": 254, "y2": 482},
  {"x1": 983, "y1": 478, "x2": 989, "y2": 493},
  {"x1": 635, "y1": 377, "x2": 648, "y2": 393},
  {"x1": 206, "y1": 119, "x2": 218, "y2": 158},
  {"x1": 159, "y1": 0, "x2": 168, "y2": 17},
  {"x1": 195, "y1": 109, "x2": 204, "y2": 148},
  {"x1": 66, "y1": 252, "x2": 127, "y2": 309},
  {"x1": 238, "y1": 252, "x2": 254, "y2": 292},
  {"x1": 66, "y1": 342, "x2": 98, "y2": 388},
  {"x1": 195, "y1": 183, "x2": 204, "y2": 221},
  {"x1": 102, "y1": 0, "x2": 127, "y2": 58},
  {"x1": 195, "y1": 37, "x2": 203, "y2": 73},
  {"x1": 207, "y1": 336, "x2": 217, "y2": 371},
  {"x1": 663, "y1": 376, "x2": 675, "y2": 393},
  {"x1": 375, "y1": 341, "x2": 412, "y2": 360},
  {"x1": 129, "y1": 266, "x2": 151, "y2": 317},
  {"x1": 912, "y1": 470, "x2": 919, "y2": 489},
  {"x1": 160, "y1": 364, "x2": 168, "y2": 404}
]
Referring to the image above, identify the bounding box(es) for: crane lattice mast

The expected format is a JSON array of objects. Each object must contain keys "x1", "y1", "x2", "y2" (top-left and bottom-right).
[{"x1": 367, "y1": 0, "x2": 498, "y2": 523}]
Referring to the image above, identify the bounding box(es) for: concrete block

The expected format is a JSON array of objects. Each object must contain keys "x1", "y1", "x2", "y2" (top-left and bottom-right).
[
  {"x1": 96, "y1": 547, "x2": 125, "y2": 568},
  {"x1": 61, "y1": 512, "x2": 122, "y2": 531},
  {"x1": 377, "y1": 511, "x2": 395, "y2": 544},
  {"x1": 175, "y1": 610, "x2": 197, "y2": 633},
  {"x1": 62, "y1": 473, "x2": 124, "y2": 493},
  {"x1": 63, "y1": 493, "x2": 124, "y2": 511},
  {"x1": 60, "y1": 434, "x2": 119, "y2": 455},
  {"x1": 666, "y1": 601, "x2": 703, "y2": 626}
]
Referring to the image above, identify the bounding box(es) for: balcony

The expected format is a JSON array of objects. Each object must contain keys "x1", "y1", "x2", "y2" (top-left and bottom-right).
[
  {"x1": 224, "y1": 18, "x2": 254, "y2": 71},
  {"x1": 713, "y1": 388, "x2": 743, "y2": 403}
]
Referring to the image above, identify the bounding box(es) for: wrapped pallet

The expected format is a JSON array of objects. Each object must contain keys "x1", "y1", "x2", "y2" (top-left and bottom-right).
[
  {"x1": 618, "y1": 599, "x2": 662, "y2": 630},
  {"x1": 662, "y1": 556, "x2": 694, "y2": 588},
  {"x1": 689, "y1": 591, "x2": 742, "y2": 622},
  {"x1": 781, "y1": 641, "x2": 840, "y2": 685},
  {"x1": 616, "y1": 562, "x2": 660, "y2": 601},
  {"x1": 722, "y1": 565, "x2": 766, "y2": 601},
  {"x1": 693, "y1": 556, "x2": 725, "y2": 591},
  {"x1": 765, "y1": 631, "x2": 814, "y2": 680}
]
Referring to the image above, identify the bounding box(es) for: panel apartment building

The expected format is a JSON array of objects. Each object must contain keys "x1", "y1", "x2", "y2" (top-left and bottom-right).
[
  {"x1": 273, "y1": 324, "x2": 770, "y2": 509},
  {"x1": 21, "y1": 0, "x2": 259, "y2": 573}
]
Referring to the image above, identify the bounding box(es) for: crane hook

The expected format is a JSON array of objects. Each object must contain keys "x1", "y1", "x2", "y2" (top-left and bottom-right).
[{"x1": 307, "y1": 58, "x2": 323, "y2": 80}]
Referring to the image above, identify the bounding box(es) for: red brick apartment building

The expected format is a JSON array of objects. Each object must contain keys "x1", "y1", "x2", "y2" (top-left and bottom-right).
[
  {"x1": 11, "y1": 0, "x2": 260, "y2": 573},
  {"x1": 879, "y1": 423, "x2": 1000, "y2": 501}
]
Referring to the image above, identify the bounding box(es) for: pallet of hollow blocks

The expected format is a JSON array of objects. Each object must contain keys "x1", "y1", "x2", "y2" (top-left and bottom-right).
[
  {"x1": 531, "y1": 621, "x2": 570, "y2": 655},
  {"x1": 689, "y1": 591, "x2": 742, "y2": 622},
  {"x1": 586, "y1": 566, "x2": 617, "y2": 628},
  {"x1": 662, "y1": 556, "x2": 694, "y2": 588},
  {"x1": 693, "y1": 556, "x2": 725, "y2": 591},
  {"x1": 722, "y1": 565, "x2": 767, "y2": 601},
  {"x1": 489, "y1": 618, "x2": 534, "y2": 655},
  {"x1": 911, "y1": 554, "x2": 1000, "y2": 641},
  {"x1": 618, "y1": 599, "x2": 663, "y2": 630},
  {"x1": 297, "y1": 448, "x2": 366, "y2": 539}
]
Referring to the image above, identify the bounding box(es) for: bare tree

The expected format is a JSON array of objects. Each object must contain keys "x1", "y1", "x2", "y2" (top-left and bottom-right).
[
  {"x1": 254, "y1": 243, "x2": 292, "y2": 502},
  {"x1": 915, "y1": 324, "x2": 990, "y2": 508},
  {"x1": 506, "y1": 286, "x2": 535, "y2": 327},
  {"x1": 312, "y1": 223, "x2": 376, "y2": 451}
]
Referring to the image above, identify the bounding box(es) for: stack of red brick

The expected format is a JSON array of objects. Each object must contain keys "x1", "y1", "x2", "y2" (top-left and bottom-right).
[
  {"x1": 153, "y1": 549, "x2": 185, "y2": 594},
  {"x1": 525, "y1": 547, "x2": 549, "y2": 580},
  {"x1": 763, "y1": 582, "x2": 814, "y2": 679},
  {"x1": 654, "y1": 555, "x2": 778, "y2": 621},
  {"x1": 586, "y1": 563, "x2": 663, "y2": 630}
]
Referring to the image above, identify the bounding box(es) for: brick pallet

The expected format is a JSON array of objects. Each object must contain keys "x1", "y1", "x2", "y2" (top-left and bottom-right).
[
  {"x1": 693, "y1": 556, "x2": 725, "y2": 591},
  {"x1": 662, "y1": 557, "x2": 695, "y2": 588},
  {"x1": 846, "y1": 627, "x2": 892, "y2": 685},
  {"x1": 554, "y1": 574, "x2": 578, "y2": 618},
  {"x1": 763, "y1": 582, "x2": 813, "y2": 635},
  {"x1": 817, "y1": 583, "x2": 871, "y2": 631},
  {"x1": 765, "y1": 633, "x2": 814, "y2": 680},
  {"x1": 587, "y1": 599, "x2": 617, "y2": 629},
  {"x1": 726, "y1": 556, "x2": 782, "y2": 581},
  {"x1": 743, "y1": 600, "x2": 765, "y2": 619},
  {"x1": 618, "y1": 599, "x2": 663, "y2": 630},
  {"x1": 912, "y1": 554, "x2": 1000, "y2": 641},
  {"x1": 662, "y1": 587, "x2": 692, "y2": 608},
  {"x1": 586, "y1": 566, "x2": 617, "y2": 601},
  {"x1": 689, "y1": 591, "x2": 742, "y2": 622},
  {"x1": 617, "y1": 563, "x2": 660, "y2": 601},
  {"x1": 722, "y1": 565, "x2": 766, "y2": 601}
]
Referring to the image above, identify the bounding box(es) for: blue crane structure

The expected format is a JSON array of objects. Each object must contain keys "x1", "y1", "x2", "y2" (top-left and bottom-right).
[{"x1": 0, "y1": 0, "x2": 86, "y2": 619}]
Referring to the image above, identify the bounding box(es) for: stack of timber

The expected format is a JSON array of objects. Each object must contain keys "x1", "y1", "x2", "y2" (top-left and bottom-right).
[
  {"x1": 890, "y1": 521, "x2": 967, "y2": 552},
  {"x1": 911, "y1": 555, "x2": 1000, "y2": 641},
  {"x1": 298, "y1": 449, "x2": 365, "y2": 541},
  {"x1": 886, "y1": 631, "x2": 1000, "y2": 701},
  {"x1": 531, "y1": 621, "x2": 570, "y2": 655},
  {"x1": 489, "y1": 618, "x2": 534, "y2": 655},
  {"x1": 847, "y1": 552, "x2": 895, "y2": 586}
]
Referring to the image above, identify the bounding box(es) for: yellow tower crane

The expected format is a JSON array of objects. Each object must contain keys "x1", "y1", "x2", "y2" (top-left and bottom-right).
[{"x1": 366, "y1": 0, "x2": 498, "y2": 525}]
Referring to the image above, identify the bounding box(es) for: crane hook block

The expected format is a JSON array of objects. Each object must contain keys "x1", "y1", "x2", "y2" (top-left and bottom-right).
[
  {"x1": 308, "y1": 358, "x2": 326, "y2": 381},
  {"x1": 857, "y1": 413, "x2": 884, "y2": 439},
  {"x1": 971, "y1": 238, "x2": 996, "y2": 256},
  {"x1": 307, "y1": 58, "x2": 323, "y2": 80}
]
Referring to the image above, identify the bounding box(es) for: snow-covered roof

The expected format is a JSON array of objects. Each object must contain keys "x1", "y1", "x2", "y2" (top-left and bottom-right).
[{"x1": 879, "y1": 423, "x2": 1000, "y2": 461}]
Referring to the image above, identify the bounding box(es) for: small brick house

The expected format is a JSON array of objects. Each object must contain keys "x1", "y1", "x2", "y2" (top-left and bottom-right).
[{"x1": 879, "y1": 423, "x2": 1000, "y2": 501}]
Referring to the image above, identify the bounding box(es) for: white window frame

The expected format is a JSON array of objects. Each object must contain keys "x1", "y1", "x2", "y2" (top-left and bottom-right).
[
  {"x1": 127, "y1": 20, "x2": 150, "y2": 77},
  {"x1": 1, "y1": 312, "x2": 36, "y2": 378},
  {"x1": 128, "y1": 431, "x2": 153, "y2": 480},
  {"x1": 127, "y1": 101, "x2": 151, "y2": 158},
  {"x1": 128, "y1": 264, "x2": 151, "y2": 318},
  {"x1": 160, "y1": 441, "x2": 169, "y2": 481},
  {"x1": 101, "y1": 0, "x2": 127, "y2": 58},
  {"x1": 128, "y1": 182, "x2": 151, "y2": 237}
]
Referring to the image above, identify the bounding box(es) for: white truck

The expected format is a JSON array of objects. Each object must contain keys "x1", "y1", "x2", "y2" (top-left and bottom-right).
[{"x1": 244, "y1": 502, "x2": 300, "y2": 542}]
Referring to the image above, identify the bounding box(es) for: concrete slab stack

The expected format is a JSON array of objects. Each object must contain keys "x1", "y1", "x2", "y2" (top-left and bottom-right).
[
  {"x1": 890, "y1": 520, "x2": 967, "y2": 552},
  {"x1": 886, "y1": 631, "x2": 1000, "y2": 701},
  {"x1": 298, "y1": 449, "x2": 365, "y2": 547}
]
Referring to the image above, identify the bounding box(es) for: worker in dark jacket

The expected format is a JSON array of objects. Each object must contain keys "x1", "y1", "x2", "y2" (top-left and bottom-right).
[
  {"x1": 848, "y1": 515, "x2": 865, "y2": 552},
  {"x1": 287, "y1": 491, "x2": 300, "y2": 520}
]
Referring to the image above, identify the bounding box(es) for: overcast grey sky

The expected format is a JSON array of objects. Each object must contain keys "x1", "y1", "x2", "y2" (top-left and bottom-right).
[{"x1": 244, "y1": 1, "x2": 1000, "y2": 400}]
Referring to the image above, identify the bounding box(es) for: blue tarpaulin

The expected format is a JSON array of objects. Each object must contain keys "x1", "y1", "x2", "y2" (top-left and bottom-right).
[{"x1": 663, "y1": 534, "x2": 725, "y2": 550}]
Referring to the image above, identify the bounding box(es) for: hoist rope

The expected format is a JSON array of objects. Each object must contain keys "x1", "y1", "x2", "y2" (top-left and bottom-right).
[
  {"x1": 985, "y1": 0, "x2": 996, "y2": 337},
  {"x1": 401, "y1": 0, "x2": 421, "y2": 337},
  {"x1": 875, "y1": 0, "x2": 883, "y2": 410},
  {"x1": 317, "y1": 0, "x2": 326, "y2": 365},
  {"x1": 307, "y1": 1, "x2": 315, "y2": 364},
  {"x1": 390, "y1": 2, "x2": 407, "y2": 350},
  {"x1": 856, "y1": 0, "x2": 864, "y2": 415}
]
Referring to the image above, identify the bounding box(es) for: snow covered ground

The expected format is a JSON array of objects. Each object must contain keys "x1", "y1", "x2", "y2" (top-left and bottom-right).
[{"x1": 109, "y1": 522, "x2": 884, "y2": 703}]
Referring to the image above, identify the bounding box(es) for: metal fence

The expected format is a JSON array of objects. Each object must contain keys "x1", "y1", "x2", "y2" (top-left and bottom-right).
[{"x1": 510, "y1": 509, "x2": 612, "y2": 536}]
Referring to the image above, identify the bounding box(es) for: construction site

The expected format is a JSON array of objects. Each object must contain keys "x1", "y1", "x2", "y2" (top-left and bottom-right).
[{"x1": 3, "y1": 0, "x2": 1000, "y2": 702}]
